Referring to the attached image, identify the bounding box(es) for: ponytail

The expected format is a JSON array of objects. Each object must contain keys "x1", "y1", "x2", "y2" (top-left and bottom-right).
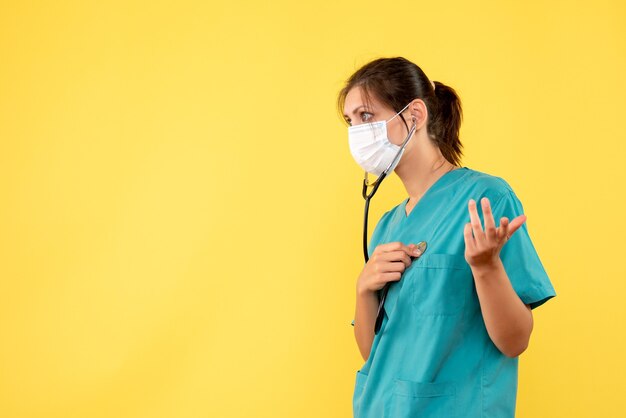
[{"x1": 429, "y1": 81, "x2": 463, "y2": 166}]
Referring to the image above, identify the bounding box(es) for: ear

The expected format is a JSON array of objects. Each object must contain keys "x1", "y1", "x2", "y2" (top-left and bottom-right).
[{"x1": 408, "y1": 98, "x2": 428, "y2": 130}]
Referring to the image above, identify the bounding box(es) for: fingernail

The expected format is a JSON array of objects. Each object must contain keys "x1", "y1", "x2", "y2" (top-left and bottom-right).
[{"x1": 413, "y1": 249, "x2": 422, "y2": 256}]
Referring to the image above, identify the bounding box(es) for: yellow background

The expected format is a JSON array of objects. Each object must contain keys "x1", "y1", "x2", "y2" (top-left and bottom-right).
[{"x1": 1, "y1": 1, "x2": 625, "y2": 417}]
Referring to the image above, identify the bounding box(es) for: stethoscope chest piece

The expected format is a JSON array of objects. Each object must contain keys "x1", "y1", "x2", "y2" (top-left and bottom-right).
[{"x1": 414, "y1": 241, "x2": 427, "y2": 258}]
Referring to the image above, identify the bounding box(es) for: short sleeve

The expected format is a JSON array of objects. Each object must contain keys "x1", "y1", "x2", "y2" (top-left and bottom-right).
[{"x1": 491, "y1": 190, "x2": 556, "y2": 309}]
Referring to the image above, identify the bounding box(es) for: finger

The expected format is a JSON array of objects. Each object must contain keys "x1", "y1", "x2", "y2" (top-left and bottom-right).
[
  {"x1": 481, "y1": 197, "x2": 497, "y2": 242},
  {"x1": 497, "y1": 217, "x2": 510, "y2": 242},
  {"x1": 382, "y1": 272, "x2": 402, "y2": 283},
  {"x1": 468, "y1": 199, "x2": 485, "y2": 243},
  {"x1": 410, "y1": 242, "x2": 426, "y2": 257},
  {"x1": 374, "y1": 241, "x2": 408, "y2": 256},
  {"x1": 379, "y1": 250, "x2": 412, "y2": 268},
  {"x1": 376, "y1": 241, "x2": 414, "y2": 256},
  {"x1": 463, "y1": 222, "x2": 475, "y2": 251},
  {"x1": 507, "y1": 214, "x2": 527, "y2": 236},
  {"x1": 381, "y1": 261, "x2": 408, "y2": 273}
]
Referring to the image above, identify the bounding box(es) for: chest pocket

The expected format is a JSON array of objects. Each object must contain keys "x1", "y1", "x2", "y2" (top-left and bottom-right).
[{"x1": 406, "y1": 253, "x2": 473, "y2": 316}]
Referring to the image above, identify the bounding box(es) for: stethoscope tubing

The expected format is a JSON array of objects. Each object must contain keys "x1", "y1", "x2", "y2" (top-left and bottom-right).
[{"x1": 361, "y1": 122, "x2": 416, "y2": 334}]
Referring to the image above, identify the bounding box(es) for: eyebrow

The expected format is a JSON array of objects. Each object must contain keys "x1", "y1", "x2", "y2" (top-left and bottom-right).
[{"x1": 343, "y1": 105, "x2": 369, "y2": 119}]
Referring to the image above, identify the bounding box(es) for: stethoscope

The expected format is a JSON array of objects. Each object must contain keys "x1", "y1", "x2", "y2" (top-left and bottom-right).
[{"x1": 361, "y1": 118, "x2": 427, "y2": 334}]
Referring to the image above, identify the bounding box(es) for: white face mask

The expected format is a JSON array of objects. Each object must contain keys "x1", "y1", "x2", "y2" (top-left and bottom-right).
[{"x1": 348, "y1": 102, "x2": 415, "y2": 176}]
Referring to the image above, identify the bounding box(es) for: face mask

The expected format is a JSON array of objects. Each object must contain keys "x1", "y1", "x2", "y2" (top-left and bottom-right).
[{"x1": 348, "y1": 102, "x2": 415, "y2": 176}]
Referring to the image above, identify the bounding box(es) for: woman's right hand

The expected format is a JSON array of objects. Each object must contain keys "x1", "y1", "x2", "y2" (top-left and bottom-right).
[{"x1": 356, "y1": 242, "x2": 424, "y2": 295}]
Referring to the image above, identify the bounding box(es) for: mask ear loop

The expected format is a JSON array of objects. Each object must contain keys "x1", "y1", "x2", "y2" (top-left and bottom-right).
[{"x1": 387, "y1": 101, "x2": 412, "y2": 123}]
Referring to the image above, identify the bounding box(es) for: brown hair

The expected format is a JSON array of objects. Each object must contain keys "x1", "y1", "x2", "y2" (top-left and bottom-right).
[{"x1": 337, "y1": 57, "x2": 463, "y2": 166}]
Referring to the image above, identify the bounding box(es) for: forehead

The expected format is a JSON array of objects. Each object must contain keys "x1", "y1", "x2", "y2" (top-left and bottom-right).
[
  {"x1": 344, "y1": 86, "x2": 364, "y2": 107},
  {"x1": 343, "y1": 86, "x2": 380, "y2": 115}
]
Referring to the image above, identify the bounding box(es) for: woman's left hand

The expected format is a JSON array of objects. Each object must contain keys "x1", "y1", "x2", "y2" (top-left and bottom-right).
[{"x1": 463, "y1": 197, "x2": 527, "y2": 269}]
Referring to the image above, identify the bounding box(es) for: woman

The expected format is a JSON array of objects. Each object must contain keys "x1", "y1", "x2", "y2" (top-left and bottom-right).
[{"x1": 338, "y1": 57, "x2": 556, "y2": 417}]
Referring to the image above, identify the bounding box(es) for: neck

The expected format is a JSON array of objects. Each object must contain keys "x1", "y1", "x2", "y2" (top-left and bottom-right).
[{"x1": 394, "y1": 132, "x2": 458, "y2": 202}]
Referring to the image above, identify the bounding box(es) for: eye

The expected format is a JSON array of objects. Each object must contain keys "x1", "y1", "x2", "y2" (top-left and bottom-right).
[
  {"x1": 344, "y1": 117, "x2": 352, "y2": 126},
  {"x1": 360, "y1": 112, "x2": 373, "y2": 122}
]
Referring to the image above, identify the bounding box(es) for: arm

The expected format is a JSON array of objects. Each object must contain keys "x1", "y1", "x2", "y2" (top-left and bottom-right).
[
  {"x1": 464, "y1": 197, "x2": 533, "y2": 358},
  {"x1": 353, "y1": 288, "x2": 379, "y2": 361},
  {"x1": 471, "y1": 259, "x2": 534, "y2": 357}
]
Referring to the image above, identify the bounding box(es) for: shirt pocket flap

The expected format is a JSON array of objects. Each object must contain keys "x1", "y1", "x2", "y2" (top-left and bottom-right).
[{"x1": 415, "y1": 253, "x2": 469, "y2": 270}]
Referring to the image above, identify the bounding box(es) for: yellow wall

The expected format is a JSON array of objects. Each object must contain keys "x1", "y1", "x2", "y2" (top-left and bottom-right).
[{"x1": 1, "y1": 1, "x2": 625, "y2": 417}]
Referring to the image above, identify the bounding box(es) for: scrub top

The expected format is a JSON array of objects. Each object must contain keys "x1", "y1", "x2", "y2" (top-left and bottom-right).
[{"x1": 351, "y1": 166, "x2": 556, "y2": 418}]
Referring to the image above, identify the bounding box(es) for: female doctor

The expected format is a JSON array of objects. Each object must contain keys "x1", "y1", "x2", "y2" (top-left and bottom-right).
[{"x1": 339, "y1": 57, "x2": 556, "y2": 417}]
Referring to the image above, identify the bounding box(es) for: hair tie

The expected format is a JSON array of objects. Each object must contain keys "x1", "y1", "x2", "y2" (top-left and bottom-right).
[{"x1": 431, "y1": 80, "x2": 436, "y2": 90}]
